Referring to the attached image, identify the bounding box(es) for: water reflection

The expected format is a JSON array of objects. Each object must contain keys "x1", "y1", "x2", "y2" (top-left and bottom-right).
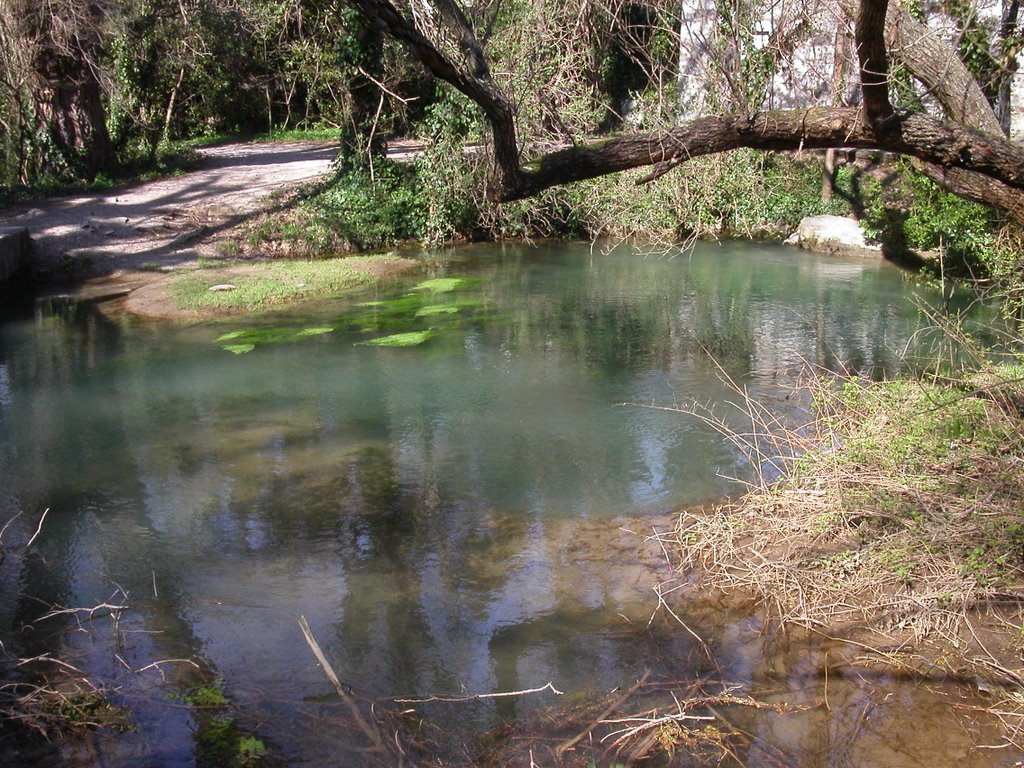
[{"x1": 0, "y1": 241, "x2": 1008, "y2": 764}]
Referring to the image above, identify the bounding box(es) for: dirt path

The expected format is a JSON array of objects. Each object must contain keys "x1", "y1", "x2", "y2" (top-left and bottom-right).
[{"x1": 0, "y1": 140, "x2": 341, "y2": 292}]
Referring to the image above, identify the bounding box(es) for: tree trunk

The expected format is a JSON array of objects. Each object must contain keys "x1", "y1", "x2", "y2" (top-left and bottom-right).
[
  {"x1": 508, "y1": 107, "x2": 1024, "y2": 201},
  {"x1": 838, "y1": 0, "x2": 1024, "y2": 222},
  {"x1": 33, "y1": 65, "x2": 120, "y2": 179},
  {"x1": 22, "y1": 0, "x2": 120, "y2": 180}
]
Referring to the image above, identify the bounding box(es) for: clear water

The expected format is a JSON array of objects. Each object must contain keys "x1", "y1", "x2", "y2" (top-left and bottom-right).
[{"x1": 0, "y1": 241, "x2": 1013, "y2": 765}]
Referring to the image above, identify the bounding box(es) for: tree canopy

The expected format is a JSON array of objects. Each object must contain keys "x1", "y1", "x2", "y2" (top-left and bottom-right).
[
  {"x1": 345, "y1": 0, "x2": 1024, "y2": 218},
  {"x1": 2, "y1": 0, "x2": 1024, "y2": 235}
]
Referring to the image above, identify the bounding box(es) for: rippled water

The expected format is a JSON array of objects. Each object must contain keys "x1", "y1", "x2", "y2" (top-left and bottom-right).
[{"x1": 0, "y1": 241, "x2": 1014, "y2": 765}]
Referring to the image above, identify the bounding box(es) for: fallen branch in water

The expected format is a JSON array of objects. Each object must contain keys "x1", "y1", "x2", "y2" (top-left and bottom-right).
[
  {"x1": 556, "y1": 670, "x2": 650, "y2": 757},
  {"x1": 394, "y1": 681, "x2": 563, "y2": 704},
  {"x1": 25, "y1": 508, "x2": 49, "y2": 550},
  {"x1": 38, "y1": 602, "x2": 128, "y2": 622},
  {"x1": 297, "y1": 615, "x2": 389, "y2": 757}
]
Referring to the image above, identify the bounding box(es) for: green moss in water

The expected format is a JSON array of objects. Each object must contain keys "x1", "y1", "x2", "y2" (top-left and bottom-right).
[
  {"x1": 215, "y1": 326, "x2": 334, "y2": 354},
  {"x1": 358, "y1": 331, "x2": 434, "y2": 347},
  {"x1": 416, "y1": 304, "x2": 461, "y2": 317},
  {"x1": 412, "y1": 278, "x2": 467, "y2": 293}
]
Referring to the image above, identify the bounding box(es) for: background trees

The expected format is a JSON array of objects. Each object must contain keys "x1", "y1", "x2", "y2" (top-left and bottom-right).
[
  {"x1": 0, "y1": 0, "x2": 1019, "y2": 186},
  {"x1": 1, "y1": 0, "x2": 1023, "y2": 286}
]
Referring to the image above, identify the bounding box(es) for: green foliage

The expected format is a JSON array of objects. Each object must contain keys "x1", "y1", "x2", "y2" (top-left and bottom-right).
[
  {"x1": 267, "y1": 147, "x2": 853, "y2": 257},
  {"x1": 552, "y1": 150, "x2": 850, "y2": 240},
  {"x1": 419, "y1": 85, "x2": 482, "y2": 140},
  {"x1": 43, "y1": 690, "x2": 127, "y2": 729},
  {"x1": 177, "y1": 678, "x2": 268, "y2": 766},
  {"x1": 413, "y1": 134, "x2": 483, "y2": 246},
  {"x1": 861, "y1": 161, "x2": 999, "y2": 264},
  {"x1": 237, "y1": 736, "x2": 268, "y2": 764},
  {"x1": 287, "y1": 163, "x2": 428, "y2": 251},
  {"x1": 195, "y1": 715, "x2": 268, "y2": 767},
  {"x1": 827, "y1": 378, "x2": 1008, "y2": 475},
  {"x1": 852, "y1": 160, "x2": 1024, "y2": 319}
]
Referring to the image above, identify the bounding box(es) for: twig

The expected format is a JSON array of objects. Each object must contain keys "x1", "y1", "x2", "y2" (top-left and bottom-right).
[
  {"x1": 25, "y1": 507, "x2": 49, "y2": 549},
  {"x1": 297, "y1": 615, "x2": 387, "y2": 754},
  {"x1": 557, "y1": 670, "x2": 651, "y2": 756},
  {"x1": 394, "y1": 681, "x2": 563, "y2": 704},
  {"x1": 601, "y1": 710, "x2": 714, "y2": 746},
  {"x1": 38, "y1": 602, "x2": 128, "y2": 621},
  {"x1": 0, "y1": 511, "x2": 21, "y2": 543}
]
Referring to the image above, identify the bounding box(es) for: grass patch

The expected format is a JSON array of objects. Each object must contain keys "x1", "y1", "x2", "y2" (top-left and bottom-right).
[{"x1": 170, "y1": 254, "x2": 405, "y2": 313}]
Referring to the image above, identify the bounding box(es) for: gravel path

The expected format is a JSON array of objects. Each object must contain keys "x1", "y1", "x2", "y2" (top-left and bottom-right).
[{"x1": 0, "y1": 140, "x2": 340, "y2": 286}]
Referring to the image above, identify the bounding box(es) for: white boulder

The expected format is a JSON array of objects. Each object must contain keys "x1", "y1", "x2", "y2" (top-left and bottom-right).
[{"x1": 784, "y1": 215, "x2": 883, "y2": 258}]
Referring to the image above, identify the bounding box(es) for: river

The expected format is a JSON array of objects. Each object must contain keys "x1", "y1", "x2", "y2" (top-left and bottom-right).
[{"x1": 0, "y1": 241, "x2": 1014, "y2": 766}]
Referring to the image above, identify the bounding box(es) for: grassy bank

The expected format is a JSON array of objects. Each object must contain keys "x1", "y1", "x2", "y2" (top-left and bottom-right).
[
  {"x1": 238, "y1": 145, "x2": 1024, "y2": 320},
  {"x1": 677, "y1": 354, "x2": 1024, "y2": 736}
]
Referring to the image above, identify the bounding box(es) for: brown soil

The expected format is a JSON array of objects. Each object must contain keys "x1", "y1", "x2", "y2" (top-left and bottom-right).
[{"x1": 0, "y1": 140, "x2": 399, "y2": 317}]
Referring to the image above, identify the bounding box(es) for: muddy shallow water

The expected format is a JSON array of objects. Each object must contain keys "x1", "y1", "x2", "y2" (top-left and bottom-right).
[{"x1": 0, "y1": 241, "x2": 1018, "y2": 765}]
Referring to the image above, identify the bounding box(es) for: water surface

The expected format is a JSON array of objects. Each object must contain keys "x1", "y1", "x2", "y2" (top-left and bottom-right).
[{"x1": 0, "y1": 241, "x2": 1013, "y2": 765}]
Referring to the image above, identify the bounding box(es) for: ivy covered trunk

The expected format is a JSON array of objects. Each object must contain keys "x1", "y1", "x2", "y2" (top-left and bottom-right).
[
  {"x1": 20, "y1": 0, "x2": 120, "y2": 180},
  {"x1": 32, "y1": 56, "x2": 119, "y2": 180}
]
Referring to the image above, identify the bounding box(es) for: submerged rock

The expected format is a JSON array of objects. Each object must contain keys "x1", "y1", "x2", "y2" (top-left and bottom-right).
[{"x1": 784, "y1": 215, "x2": 882, "y2": 258}]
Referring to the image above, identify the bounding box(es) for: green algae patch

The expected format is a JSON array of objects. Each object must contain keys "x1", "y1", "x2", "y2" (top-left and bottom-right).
[
  {"x1": 169, "y1": 254, "x2": 416, "y2": 315},
  {"x1": 215, "y1": 325, "x2": 334, "y2": 354},
  {"x1": 415, "y1": 304, "x2": 461, "y2": 317},
  {"x1": 412, "y1": 277, "x2": 474, "y2": 293},
  {"x1": 223, "y1": 343, "x2": 256, "y2": 355},
  {"x1": 358, "y1": 331, "x2": 434, "y2": 347}
]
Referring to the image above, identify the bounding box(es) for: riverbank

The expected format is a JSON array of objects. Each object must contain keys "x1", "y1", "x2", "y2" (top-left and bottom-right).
[
  {"x1": 675, "y1": 359, "x2": 1024, "y2": 750},
  {"x1": 0, "y1": 140, "x2": 429, "y2": 319}
]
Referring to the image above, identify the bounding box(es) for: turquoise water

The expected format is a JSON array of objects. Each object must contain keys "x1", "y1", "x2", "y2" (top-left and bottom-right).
[{"x1": 0, "y1": 241, "x2": 1008, "y2": 765}]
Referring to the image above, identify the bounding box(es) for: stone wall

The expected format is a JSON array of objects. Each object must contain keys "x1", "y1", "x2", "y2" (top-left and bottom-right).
[{"x1": 0, "y1": 227, "x2": 31, "y2": 284}]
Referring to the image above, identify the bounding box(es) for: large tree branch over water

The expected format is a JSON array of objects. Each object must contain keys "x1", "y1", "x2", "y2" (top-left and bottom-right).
[
  {"x1": 349, "y1": 0, "x2": 1024, "y2": 209},
  {"x1": 513, "y1": 108, "x2": 1024, "y2": 200}
]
